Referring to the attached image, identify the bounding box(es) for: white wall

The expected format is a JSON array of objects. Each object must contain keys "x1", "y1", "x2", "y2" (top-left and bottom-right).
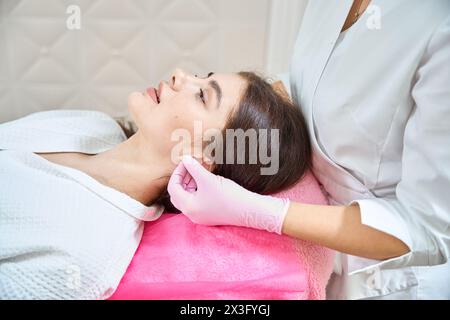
[
  {"x1": 0, "y1": 0, "x2": 308, "y2": 123},
  {"x1": 265, "y1": 0, "x2": 308, "y2": 76}
]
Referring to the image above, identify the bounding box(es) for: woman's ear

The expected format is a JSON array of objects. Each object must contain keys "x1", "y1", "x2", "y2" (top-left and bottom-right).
[
  {"x1": 189, "y1": 154, "x2": 214, "y2": 172},
  {"x1": 201, "y1": 156, "x2": 214, "y2": 172},
  {"x1": 271, "y1": 80, "x2": 292, "y2": 102}
]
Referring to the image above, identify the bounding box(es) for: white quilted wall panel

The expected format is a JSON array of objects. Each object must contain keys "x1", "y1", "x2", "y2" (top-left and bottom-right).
[{"x1": 0, "y1": 0, "x2": 307, "y2": 123}]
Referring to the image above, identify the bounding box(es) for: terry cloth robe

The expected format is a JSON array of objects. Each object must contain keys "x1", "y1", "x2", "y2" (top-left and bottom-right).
[{"x1": 0, "y1": 110, "x2": 163, "y2": 299}]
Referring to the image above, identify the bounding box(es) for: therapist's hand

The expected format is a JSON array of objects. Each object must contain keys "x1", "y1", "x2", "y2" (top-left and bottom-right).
[{"x1": 167, "y1": 155, "x2": 290, "y2": 234}]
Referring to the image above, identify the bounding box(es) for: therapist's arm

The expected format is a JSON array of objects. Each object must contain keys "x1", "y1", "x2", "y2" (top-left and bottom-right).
[{"x1": 282, "y1": 202, "x2": 410, "y2": 260}]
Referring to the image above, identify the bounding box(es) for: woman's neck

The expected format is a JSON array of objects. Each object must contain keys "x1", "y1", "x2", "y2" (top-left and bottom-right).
[{"x1": 82, "y1": 132, "x2": 175, "y2": 206}]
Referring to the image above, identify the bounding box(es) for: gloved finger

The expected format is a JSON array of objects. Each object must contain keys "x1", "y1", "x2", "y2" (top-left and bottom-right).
[
  {"x1": 182, "y1": 170, "x2": 196, "y2": 191},
  {"x1": 170, "y1": 159, "x2": 188, "y2": 186},
  {"x1": 167, "y1": 161, "x2": 195, "y2": 209},
  {"x1": 183, "y1": 175, "x2": 198, "y2": 192},
  {"x1": 180, "y1": 155, "x2": 213, "y2": 190}
]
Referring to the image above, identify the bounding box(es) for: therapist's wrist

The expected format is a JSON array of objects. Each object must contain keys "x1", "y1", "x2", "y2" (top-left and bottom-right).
[{"x1": 241, "y1": 193, "x2": 291, "y2": 235}]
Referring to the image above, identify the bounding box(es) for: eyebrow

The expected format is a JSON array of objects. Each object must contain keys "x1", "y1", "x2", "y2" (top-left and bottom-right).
[{"x1": 208, "y1": 80, "x2": 222, "y2": 109}]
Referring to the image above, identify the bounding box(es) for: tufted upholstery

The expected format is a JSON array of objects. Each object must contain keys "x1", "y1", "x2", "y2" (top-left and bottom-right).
[{"x1": 0, "y1": 0, "x2": 297, "y2": 124}]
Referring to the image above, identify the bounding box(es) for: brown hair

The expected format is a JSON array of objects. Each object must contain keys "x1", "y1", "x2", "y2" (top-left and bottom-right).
[{"x1": 118, "y1": 71, "x2": 311, "y2": 212}]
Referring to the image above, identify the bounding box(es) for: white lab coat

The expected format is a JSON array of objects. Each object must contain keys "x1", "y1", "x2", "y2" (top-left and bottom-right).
[
  {"x1": 284, "y1": 0, "x2": 450, "y2": 299},
  {"x1": 0, "y1": 110, "x2": 164, "y2": 299}
]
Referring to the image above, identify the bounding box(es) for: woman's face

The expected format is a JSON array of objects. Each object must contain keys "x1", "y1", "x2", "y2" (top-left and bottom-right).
[{"x1": 128, "y1": 68, "x2": 247, "y2": 160}]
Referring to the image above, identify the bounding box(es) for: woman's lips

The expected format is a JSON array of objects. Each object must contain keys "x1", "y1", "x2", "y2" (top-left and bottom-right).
[{"x1": 146, "y1": 87, "x2": 159, "y2": 104}]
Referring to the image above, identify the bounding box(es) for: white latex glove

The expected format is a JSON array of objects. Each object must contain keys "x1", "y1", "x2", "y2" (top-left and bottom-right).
[{"x1": 167, "y1": 155, "x2": 290, "y2": 234}]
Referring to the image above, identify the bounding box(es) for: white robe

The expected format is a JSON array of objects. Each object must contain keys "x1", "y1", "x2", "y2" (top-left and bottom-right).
[{"x1": 0, "y1": 110, "x2": 164, "y2": 299}]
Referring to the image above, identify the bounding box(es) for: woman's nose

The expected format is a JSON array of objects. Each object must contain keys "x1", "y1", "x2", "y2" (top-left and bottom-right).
[
  {"x1": 170, "y1": 68, "x2": 198, "y2": 90},
  {"x1": 170, "y1": 68, "x2": 185, "y2": 90}
]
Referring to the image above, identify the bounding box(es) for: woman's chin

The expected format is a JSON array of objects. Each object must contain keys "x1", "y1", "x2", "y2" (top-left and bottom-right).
[
  {"x1": 129, "y1": 91, "x2": 157, "y2": 108},
  {"x1": 128, "y1": 91, "x2": 147, "y2": 106},
  {"x1": 127, "y1": 92, "x2": 155, "y2": 123}
]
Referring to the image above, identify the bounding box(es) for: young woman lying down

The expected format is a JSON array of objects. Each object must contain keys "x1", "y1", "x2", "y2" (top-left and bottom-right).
[{"x1": 0, "y1": 69, "x2": 333, "y2": 299}]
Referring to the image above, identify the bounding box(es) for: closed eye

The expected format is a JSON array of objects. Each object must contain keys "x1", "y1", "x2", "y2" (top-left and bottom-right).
[
  {"x1": 196, "y1": 72, "x2": 214, "y2": 106},
  {"x1": 198, "y1": 88, "x2": 206, "y2": 104}
]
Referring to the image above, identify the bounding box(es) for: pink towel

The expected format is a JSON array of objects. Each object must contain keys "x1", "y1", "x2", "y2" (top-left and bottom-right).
[
  {"x1": 272, "y1": 171, "x2": 336, "y2": 299},
  {"x1": 108, "y1": 171, "x2": 335, "y2": 300}
]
